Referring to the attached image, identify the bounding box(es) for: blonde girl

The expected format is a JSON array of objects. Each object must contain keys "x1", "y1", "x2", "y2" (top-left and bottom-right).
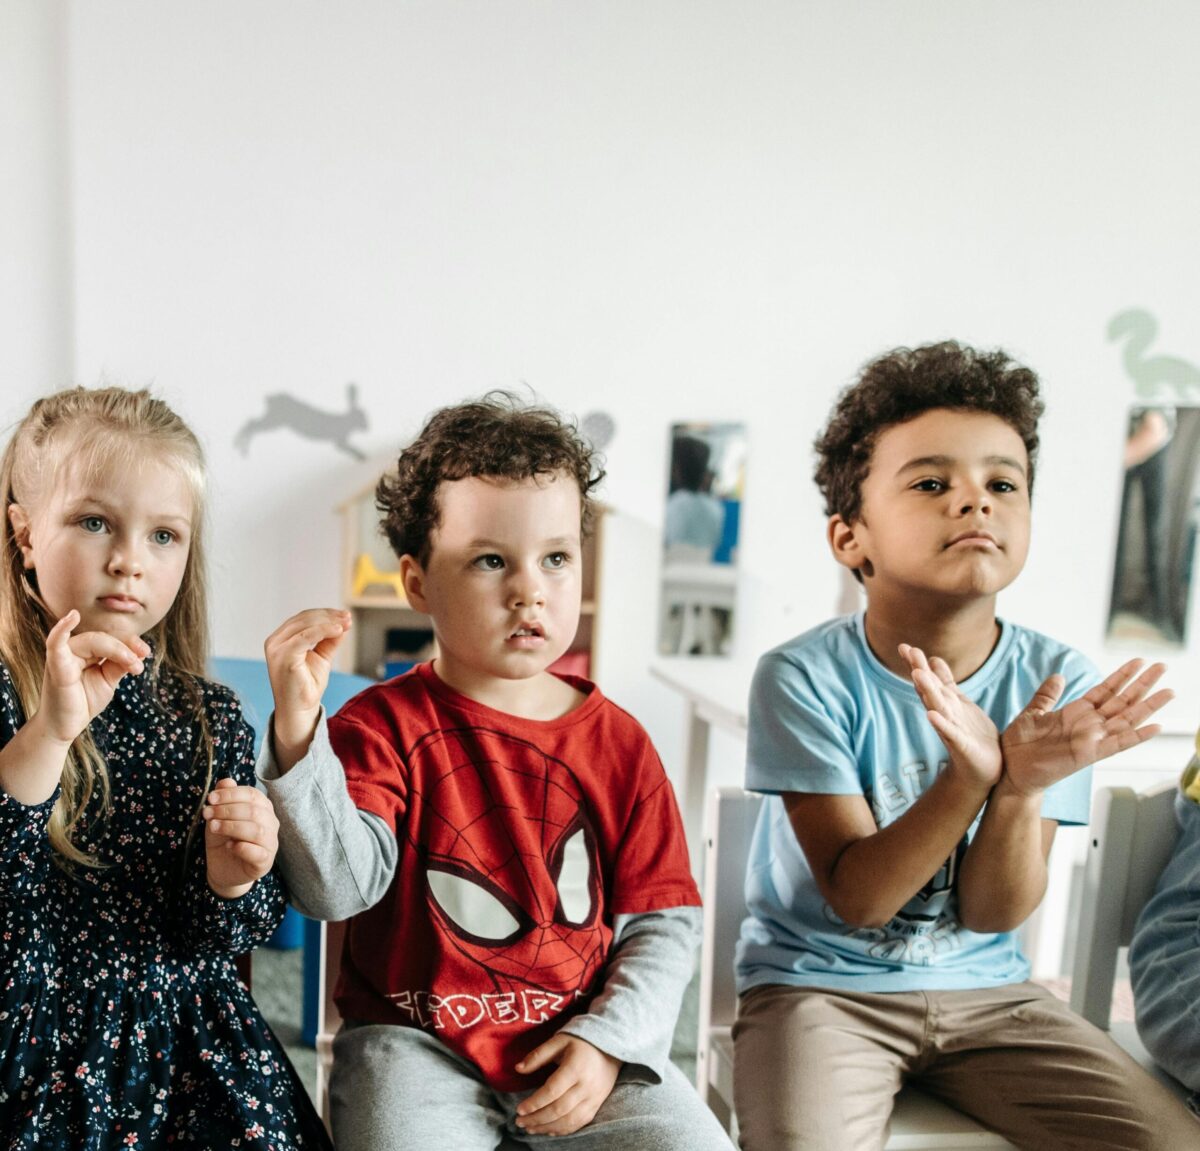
[{"x1": 0, "y1": 387, "x2": 330, "y2": 1149}]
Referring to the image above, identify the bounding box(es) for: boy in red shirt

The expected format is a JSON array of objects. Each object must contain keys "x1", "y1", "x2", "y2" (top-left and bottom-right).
[{"x1": 242, "y1": 394, "x2": 732, "y2": 1149}]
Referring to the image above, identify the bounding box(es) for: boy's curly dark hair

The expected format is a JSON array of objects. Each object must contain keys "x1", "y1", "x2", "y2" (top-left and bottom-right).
[
  {"x1": 814, "y1": 340, "x2": 1043, "y2": 524},
  {"x1": 377, "y1": 391, "x2": 605, "y2": 563}
]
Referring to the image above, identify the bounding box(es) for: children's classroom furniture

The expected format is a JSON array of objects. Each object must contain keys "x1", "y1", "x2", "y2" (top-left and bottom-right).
[
  {"x1": 698, "y1": 787, "x2": 1018, "y2": 1149},
  {"x1": 649, "y1": 658, "x2": 755, "y2": 880},
  {"x1": 1069, "y1": 781, "x2": 1188, "y2": 1098},
  {"x1": 314, "y1": 918, "x2": 345, "y2": 1123},
  {"x1": 337, "y1": 479, "x2": 608, "y2": 682},
  {"x1": 659, "y1": 543, "x2": 738, "y2": 656}
]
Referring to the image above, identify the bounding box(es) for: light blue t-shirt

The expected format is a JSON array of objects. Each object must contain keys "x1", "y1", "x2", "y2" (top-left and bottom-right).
[{"x1": 736, "y1": 612, "x2": 1096, "y2": 994}]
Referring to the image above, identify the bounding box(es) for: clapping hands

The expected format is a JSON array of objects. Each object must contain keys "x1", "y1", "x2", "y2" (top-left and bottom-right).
[
  {"x1": 899, "y1": 643, "x2": 1003, "y2": 791},
  {"x1": 902, "y1": 643, "x2": 1173, "y2": 800},
  {"x1": 1000, "y1": 658, "x2": 1172, "y2": 797}
]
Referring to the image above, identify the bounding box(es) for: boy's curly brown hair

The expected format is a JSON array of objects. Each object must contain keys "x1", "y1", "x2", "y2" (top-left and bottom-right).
[
  {"x1": 814, "y1": 340, "x2": 1044, "y2": 524},
  {"x1": 377, "y1": 391, "x2": 605, "y2": 564}
]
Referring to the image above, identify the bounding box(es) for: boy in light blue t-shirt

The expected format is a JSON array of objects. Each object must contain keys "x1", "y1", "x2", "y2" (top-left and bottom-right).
[{"x1": 733, "y1": 342, "x2": 1199, "y2": 1150}]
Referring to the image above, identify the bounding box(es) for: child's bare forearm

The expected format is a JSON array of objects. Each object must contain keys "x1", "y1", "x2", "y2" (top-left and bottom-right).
[
  {"x1": 269, "y1": 707, "x2": 321, "y2": 774},
  {"x1": 957, "y1": 777, "x2": 1050, "y2": 932},
  {"x1": 791, "y1": 767, "x2": 991, "y2": 928},
  {"x1": 262, "y1": 608, "x2": 352, "y2": 774},
  {"x1": 0, "y1": 713, "x2": 72, "y2": 806}
]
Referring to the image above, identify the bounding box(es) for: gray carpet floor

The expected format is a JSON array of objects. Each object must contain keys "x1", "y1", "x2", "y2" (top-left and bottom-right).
[{"x1": 250, "y1": 945, "x2": 700, "y2": 1109}]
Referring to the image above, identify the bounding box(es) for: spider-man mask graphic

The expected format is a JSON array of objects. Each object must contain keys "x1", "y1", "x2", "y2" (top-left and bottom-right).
[{"x1": 406, "y1": 726, "x2": 609, "y2": 1000}]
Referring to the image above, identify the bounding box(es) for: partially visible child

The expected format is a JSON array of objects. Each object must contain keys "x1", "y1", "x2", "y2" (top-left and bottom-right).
[
  {"x1": 0, "y1": 387, "x2": 330, "y2": 1148},
  {"x1": 1129, "y1": 729, "x2": 1200, "y2": 1110},
  {"x1": 732, "y1": 342, "x2": 1200, "y2": 1150},
  {"x1": 248, "y1": 394, "x2": 733, "y2": 1150}
]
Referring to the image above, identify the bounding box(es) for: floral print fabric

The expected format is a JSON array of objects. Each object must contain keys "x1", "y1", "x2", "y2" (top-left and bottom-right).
[{"x1": 0, "y1": 658, "x2": 331, "y2": 1150}]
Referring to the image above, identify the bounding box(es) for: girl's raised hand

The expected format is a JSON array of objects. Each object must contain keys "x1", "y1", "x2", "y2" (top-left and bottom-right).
[
  {"x1": 263, "y1": 608, "x2": 351, "y2": 772},
  {"x1": 203, "y1": 777, "x2": 280, "y2": 900},
  {"x1": 39, "y1": 609, "x2": 149, "y2": 744}
]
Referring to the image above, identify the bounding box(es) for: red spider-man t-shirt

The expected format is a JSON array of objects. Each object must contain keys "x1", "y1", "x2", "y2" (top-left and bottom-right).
[{"x1": 327, "y1": 661, "x2": 700, "y2": 1091}]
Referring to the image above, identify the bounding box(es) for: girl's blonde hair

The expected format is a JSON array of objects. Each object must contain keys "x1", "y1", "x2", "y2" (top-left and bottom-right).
[{"x1": 0, "y1": 386, "x2": 212, "y2": 869}]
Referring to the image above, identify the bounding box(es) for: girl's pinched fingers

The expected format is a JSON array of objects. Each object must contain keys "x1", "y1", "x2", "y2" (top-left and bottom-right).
[
  {"x1": 228, "y1": 839, "x2": 275, "y2": 874},
  {"x1": 203, "y1": 801, "x2": 262, "y2": 824},
  {"x1": 207, "y1": 782, "x2": 262, "y2": 805},
  {"x1": 67, "y1": 630, "x2": 146, "y2": 674},
  {"x1": 46, "y1": 610, "x2": 80, "y2": 648},
  {"x1": 42, "y1": 612, "x2": 84, "y2": 683},
  {"x1": 207, "y1": 817, "x2": 269, "y2": 844}
]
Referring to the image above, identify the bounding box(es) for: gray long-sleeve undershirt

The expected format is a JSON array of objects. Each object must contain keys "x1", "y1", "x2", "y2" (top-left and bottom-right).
[{"x1": 258, "y1": 710, "x2": 700, "y2": 1081}]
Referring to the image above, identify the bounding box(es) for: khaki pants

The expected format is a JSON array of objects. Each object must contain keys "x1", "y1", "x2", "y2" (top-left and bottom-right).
[{"x1": 732, "y1": 981, "x2": 1200, "y2": 1151}]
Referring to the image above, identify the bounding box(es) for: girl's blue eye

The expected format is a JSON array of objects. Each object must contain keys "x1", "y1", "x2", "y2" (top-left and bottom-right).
[
  {"x1": 544, "y1": 552, "x2": 568, "y2": 569},
  {"x1": 473, "y1": 554, "x2": 504, "y2": 571},
  {"x1": 80, "y1": 516, "x2": 106, "y2": 533},
  {"x1": 153, "y1": 529, "x2": 176, "y2": 546}
]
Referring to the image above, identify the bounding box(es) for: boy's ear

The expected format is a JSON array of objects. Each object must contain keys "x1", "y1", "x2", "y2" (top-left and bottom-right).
[
  {"x1": 827, "y1": 514, "x2": 868, "y2": 575},
  {"x1": 7, "y1": 504, "x2": 35, "y2": 569},
  {"x1": 399, "y1": 554, "x2": 428, "y2": 612}
]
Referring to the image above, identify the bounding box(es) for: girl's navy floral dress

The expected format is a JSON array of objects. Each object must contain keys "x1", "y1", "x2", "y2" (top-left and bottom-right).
[{"x1": 0, "y1": 658, "x2": 332, "y2": 1150}]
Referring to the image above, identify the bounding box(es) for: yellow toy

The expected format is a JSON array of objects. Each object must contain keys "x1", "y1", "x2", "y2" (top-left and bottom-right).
[
  {"x1": 1182, "y1": 728, "x2": 1200, "y2": 804},
  {"x1": 352, "y1": 554, "x2": 407, "y2": 600}
]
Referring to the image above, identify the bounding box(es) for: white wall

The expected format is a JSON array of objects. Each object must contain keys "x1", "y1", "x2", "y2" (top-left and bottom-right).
[
  {"x1": 0, "y1": 1, "x2": 72, "y2": 401},
  {"x1": 4, "y1": 1, "x2": 1199, "y2": 779}
]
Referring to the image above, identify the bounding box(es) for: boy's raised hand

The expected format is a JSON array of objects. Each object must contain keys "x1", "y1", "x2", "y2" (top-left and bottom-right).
[
  {"x1": 899, "y1": 643, "x2": 1003, "y2": 790},
  {"x1": 39, "y1": 610, "x2": 148, "y2": 744},
  {"x1": 202, "y1": 777, "x2": 280, "y2": 899},
  {"x1": 1000, "y1": 659, "x2": 1173, "y2": 797},
  {"x1": 263, "y1": 608, "x2": 351, "y2": 772},
  {"x1": 513, "y1": 1033, "x2": 620, "y2": 1136}
]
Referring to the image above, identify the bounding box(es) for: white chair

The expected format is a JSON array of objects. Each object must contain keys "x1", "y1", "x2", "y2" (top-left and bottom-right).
[
  {"x1": 314, "y1": 919, "x2": 347, "y2": 1126},
  {"x1": 659, "y1": 544, "x2": 736, "y2": 656},
  {"x1": 1069, "y1": 781, "x2": 1188, "y2": 1096},
  {"x1": 698, "y1": 787, "x2": 1016, "y2": 1149}
]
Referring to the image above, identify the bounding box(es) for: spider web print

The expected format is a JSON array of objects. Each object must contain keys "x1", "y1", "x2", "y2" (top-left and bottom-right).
[{"x1": 406, "y1": 726, "x2": 608, "y2": 997}]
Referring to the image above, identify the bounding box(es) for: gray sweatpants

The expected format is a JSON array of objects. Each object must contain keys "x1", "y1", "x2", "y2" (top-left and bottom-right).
[{"x1": 331, "y1": 1020, "x2": 734, "y2": 1150}]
